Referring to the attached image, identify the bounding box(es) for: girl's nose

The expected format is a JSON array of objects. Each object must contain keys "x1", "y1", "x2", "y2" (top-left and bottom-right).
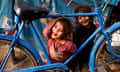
[
  {"x1": 84, "y1": 16, "x2": 89, "y2": 19},
  {"x1": 53, "y1": 29, "x2": 58, "y2": 33}
]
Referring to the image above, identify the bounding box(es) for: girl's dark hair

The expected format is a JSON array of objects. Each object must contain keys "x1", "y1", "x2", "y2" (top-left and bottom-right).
[
  {"x1": 74, "y1": 5, "x2": 93, "y2": 13},
  {"x1": 74, "y1": 5, "x2": 93, "y2": 24},
  {"x1": 54, "y1": 17, "x2": 73, "y2": 40}
]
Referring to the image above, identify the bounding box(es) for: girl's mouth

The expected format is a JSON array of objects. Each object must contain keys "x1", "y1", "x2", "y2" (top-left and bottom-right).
[
  {"x1": 54, "y1": 33, "x2": 57, "y2": 36},
  {"x1": 52, "y1": 32, "x2": 57, "y2": 36}
]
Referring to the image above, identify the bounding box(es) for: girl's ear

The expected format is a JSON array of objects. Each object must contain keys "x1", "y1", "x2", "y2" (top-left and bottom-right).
[
  {"x1": 61, "y1": 32, "x2": 65, "y2": 40},
  {"x1": 64, "y1": 31, "x2": 72, "y2": 41}
]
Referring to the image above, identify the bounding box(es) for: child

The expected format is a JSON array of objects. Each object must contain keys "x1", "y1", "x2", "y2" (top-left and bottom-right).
[
  {"x1": 73, "y1": 5, "x2": 96, "y2": 48},
  {"x1": 72, "y1": 5, "x2": 96, "y2": 72},
  {"x1": 43, "y1": 17, "x2": 77, "y2": 63}
]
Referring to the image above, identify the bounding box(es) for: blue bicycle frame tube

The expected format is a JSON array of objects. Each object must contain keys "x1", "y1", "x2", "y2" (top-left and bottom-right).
[
  {"x1": 12, "y1": 63, "x2": 69, "y2": 72},
  {"x1": 46, "y1": 12, "x2": 97, "y2": 18},
  {"x1": 89, "y1": 22, "x2": 120, "y2": 72},
  {"x1": 0, "y1": 21, "x2": 24, "y2": 71},
  {"x1": 64, "y1": 27, "x2": 102, "y2": 65},
  {"x1": 106, "y1": 22, "x2": 120, "y2": 58},
  {"x1": 89, "y1": 34, "x2": 104, "y2": 72},
  {"x1": 29, "y1": 22, "x2": 51, "y2": 64},
  {"x1": 96, "y1": 6, "x2": 120, "y2": 59},
  {"x1": 0, "y1": 34, "x2": 43, "y2": 65}
]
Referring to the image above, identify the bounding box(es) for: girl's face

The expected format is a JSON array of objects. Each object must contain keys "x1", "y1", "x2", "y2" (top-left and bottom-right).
[
  {"x1": 51, "y1": 22, "x2": 64, "y2": 40},
  {"x1": 77, "y1": 16, "x2": 90, "y2": 27}
]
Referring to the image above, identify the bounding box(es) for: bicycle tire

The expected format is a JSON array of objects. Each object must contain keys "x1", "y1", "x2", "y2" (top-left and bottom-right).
[
  {"x1": 0, "y1": 39, "x2": 38, "y2": 71},
  {"x1": 95, "y1": 28, "x2": 120, "y2": 72}
]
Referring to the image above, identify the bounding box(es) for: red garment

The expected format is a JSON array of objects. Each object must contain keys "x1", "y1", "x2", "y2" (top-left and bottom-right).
[
  {"x1": 48, "y1": 39, "x2": 77, "y2": 63},
  {"x1": 43, "y1": 20, "x2": 77, "y2": 63}
]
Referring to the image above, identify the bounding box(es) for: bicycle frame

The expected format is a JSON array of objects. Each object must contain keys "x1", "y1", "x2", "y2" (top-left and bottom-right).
[
  {"x1": 0, "y1": 0, "x2": 120, "y2": 72},
  {"x1": 0, "y1": 17, "x2": 43, "y2": 72},
  {"x1": 89, "y1": 22, "x2": 120, "y2": 72},
  {"x1": 12, "y1": 4, "x2": 120, "y2": 72}
]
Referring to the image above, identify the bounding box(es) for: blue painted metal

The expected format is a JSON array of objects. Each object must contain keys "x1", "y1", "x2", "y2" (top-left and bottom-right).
[
  {"x1": 46, "y1": 12, "x2": 98, "y2": 18},
  {"x1": 29, "y1": 22, "x2": 51, "y2": 64},
  {"x1": 89, "y1": 34, "x2": 105, "y2": 72},
  {"x1": 0, "y1": 21, "x2": 25, "y2": 71},
  {"x1": 106, "y1": 22, "x2": 120, "y2": 58},
  {"x1": 64, "y1": 27, "x2": 102, "y2": 65},
  {"x1": 89, "y1": 22, "x2": 120, "y2": 72},
  {"x1": 0, "y1": 34, "x2": 42, "y2": 64},
  {"x1": 0, "y1": 0, "x2": 120, "y2": 71},
  {"x1": 12, "y1": 63, "x2": 69, "y2": 72}
]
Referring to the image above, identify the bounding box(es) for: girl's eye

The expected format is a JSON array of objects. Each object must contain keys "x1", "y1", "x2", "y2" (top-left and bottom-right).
[
  {"x1": 54, "y1": 25, "x2": 57, "y2": 28},
  {"x1": 53, "y1": 26, "x2": 64, "y2": 33},
  {"x1": 59, "y1": 30, "x2": 64, "y2": 33},
  {"x1": 78, "y1": 17, "x2": 82, "y2": 19},
  {"x1": 56, "y1": 28, "x2": 64, "y2": 33}
]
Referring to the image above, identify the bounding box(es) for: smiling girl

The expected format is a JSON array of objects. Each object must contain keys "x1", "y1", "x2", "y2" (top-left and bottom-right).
[{"x1": 43, "y1": 17, "x2": 77, "y2": 63}]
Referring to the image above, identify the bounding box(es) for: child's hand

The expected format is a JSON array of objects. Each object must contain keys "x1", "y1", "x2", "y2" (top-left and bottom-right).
[
  {"x1": 50, "y1": 47, "x2": 63, "y2": 59},
  {"x1": 56, "y1": 52, "x2": 63, "y2": 58}
]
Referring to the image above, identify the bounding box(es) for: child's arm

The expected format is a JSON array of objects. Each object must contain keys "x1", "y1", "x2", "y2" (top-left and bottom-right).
[
  {"x1": 39, "y1": 50, "x2": 48, "y2": 64},
  {"x1": 43, "y1": 20, "x2": 55, "y2": 40},
  {"x1": 49, "y1": 47, "x2": 63, "y2": 61}
]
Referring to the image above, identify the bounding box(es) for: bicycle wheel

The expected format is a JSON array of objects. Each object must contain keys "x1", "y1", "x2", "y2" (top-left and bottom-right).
[
  {"x1": 0, "y1": 39, "x2": 38, "y2": 71},
  {"x1": 95, "y1": 29, "x2": 120, "y2": 72}
]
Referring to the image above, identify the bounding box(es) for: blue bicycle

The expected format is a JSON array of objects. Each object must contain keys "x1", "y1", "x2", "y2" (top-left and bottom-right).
[{"x1": 0, "y1": 0, "x2": 120, "y2": 72}]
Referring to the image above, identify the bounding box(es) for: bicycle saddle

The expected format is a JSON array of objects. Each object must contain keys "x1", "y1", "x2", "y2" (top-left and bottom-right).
[{"x1": 14, "y1": 0, "x2": 49, "y2": 21}]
